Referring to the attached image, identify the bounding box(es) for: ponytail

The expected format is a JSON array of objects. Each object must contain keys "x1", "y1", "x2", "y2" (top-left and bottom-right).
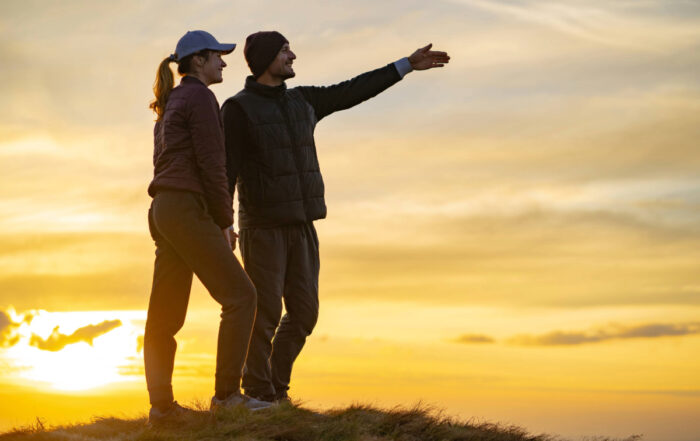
[{"x1": 149, "y1": 56, "x2": 175, "y2": 121}]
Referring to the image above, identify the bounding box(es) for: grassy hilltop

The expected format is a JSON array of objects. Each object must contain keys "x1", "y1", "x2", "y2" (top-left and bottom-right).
[{"x1": 0, "y1": 402, "x2": 641, "y2": 441}]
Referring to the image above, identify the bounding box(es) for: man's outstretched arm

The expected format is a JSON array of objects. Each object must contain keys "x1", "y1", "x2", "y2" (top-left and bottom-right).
[{"x1": 297, "y1": 43, "x2": 450, "y2": 121}]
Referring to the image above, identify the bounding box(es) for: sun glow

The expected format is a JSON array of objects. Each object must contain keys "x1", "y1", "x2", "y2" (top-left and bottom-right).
[{"x1": 4, "y1": 310, "x2": 145, "y2": 391}]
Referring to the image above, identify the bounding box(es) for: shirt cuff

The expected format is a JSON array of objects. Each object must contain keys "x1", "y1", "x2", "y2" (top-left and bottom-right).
[{"x1": 394, "y1": 57, "x2": 413, "y2": 78}]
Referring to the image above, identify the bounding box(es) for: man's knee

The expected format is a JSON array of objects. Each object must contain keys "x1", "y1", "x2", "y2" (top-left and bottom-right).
[
  {"x1": 290, "y1": 305, "x2": 318, "y2": 337},
  {"x1": 301, "y1": 314, "x2": 318, "y2": 336}
]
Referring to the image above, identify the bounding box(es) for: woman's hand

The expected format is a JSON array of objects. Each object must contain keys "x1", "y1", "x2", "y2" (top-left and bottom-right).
[{"x1": 222, "y1": 226, "x2": 239, "y2": 251}]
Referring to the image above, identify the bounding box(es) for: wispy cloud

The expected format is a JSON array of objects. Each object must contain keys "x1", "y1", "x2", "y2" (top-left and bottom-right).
[
  {"x1": 460, "y1": 0, "x2": 616, "y2": 45},
  {"x1": 455, "y1": 0, "x2": 700, "y2": 51},
  {"x1": 450, "y1": 322, "x2": 700, "y2": 346},
  {"x1": 509, "y1": 322, "x2": 700, "y2": 346},
  {"x1": 29, "y1": 319, "x2": 122, "y2": 352},
  {"x1": 453, "y1": 334, "x2": 495, "y2": 344}
]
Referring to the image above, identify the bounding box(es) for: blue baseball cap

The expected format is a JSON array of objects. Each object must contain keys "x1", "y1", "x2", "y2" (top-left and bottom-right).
[{"x1": 172, "y1": 30, "x2": 236, "y2": 61}]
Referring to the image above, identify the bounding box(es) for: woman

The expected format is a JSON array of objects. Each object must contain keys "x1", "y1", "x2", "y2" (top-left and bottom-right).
[{"x1": 145, "y1": 30, "x2": 269, "y2": 423}]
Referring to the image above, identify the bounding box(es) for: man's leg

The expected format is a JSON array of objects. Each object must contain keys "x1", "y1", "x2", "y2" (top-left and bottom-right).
[
  {"x1": 240, "y1": 227, "x2": 288, "y2": 400},
  {"x1": 148, "y1": 191, "x2": 257, "y2": 400},
  {"x1": 270, "y1": 222, "x2": 320, "y2": 398}
]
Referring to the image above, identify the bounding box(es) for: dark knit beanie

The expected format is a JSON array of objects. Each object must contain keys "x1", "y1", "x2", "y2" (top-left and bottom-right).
[{"x1": 244, "y1": 31, "x2": 289, "y2": 78}]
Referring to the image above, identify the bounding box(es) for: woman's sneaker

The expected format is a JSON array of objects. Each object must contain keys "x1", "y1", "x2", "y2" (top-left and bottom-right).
[
  {"x1": 210, "y1": 393, "x2": 274, "y2": 411},
  {"x1": 147, "y1": 401, "x2": 195, "y2": 425}
]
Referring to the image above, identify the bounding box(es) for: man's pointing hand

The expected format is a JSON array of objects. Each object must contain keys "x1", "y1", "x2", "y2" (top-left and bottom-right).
[{"x1": 408, "y1": 43, "x2": 450, "y2": 70}]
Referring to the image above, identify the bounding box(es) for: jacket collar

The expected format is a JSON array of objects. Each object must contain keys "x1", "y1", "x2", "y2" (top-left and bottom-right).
[
  {"x1": 181, "y1": 75, "x2": 207, "y2": 87},
  {"x1": 244, "y1": 75, "x2": 287, "y2": 99}
]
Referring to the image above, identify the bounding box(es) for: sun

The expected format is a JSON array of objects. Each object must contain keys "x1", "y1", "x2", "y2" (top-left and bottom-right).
[{"x1": 5, "y1": 310, "x2": 145, "y2": 391}]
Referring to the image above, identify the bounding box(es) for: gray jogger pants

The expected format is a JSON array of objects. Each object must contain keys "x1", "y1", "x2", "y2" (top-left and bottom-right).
[{"x1": 240, "y1": 222, "x2": 320, "y2": 400}]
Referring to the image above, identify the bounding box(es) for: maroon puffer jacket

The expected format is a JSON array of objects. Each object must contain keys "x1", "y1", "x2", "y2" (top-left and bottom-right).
[{"x1": 148, "y1": 76, "x2": 233, "y2": 229}]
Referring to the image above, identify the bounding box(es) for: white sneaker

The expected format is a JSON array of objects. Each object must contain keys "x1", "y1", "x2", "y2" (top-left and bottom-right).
[{"x1": 210, "y1": 393, "x2": 274, "y2": 411}]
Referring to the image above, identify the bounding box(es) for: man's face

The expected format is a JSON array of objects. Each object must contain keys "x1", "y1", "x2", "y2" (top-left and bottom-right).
[
  {"x1": 266, "y1": 43, "x2": 296, "y2": 80},
  {"x1": 198, "y1": 51, "x2": 227, "y2": 85}
]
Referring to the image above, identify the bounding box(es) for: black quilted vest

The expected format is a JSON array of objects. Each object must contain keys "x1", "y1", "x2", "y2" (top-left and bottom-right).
[{"x1": 229, "y1": 78, "x2": 326, "y2": 228}]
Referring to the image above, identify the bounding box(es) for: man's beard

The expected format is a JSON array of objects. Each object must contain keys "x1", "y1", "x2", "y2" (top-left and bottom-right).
[{"x1": 281, "y1": 71, "x2": 296, "y2": 80}]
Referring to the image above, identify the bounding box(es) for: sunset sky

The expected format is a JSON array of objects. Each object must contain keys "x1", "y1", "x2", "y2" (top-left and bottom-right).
[{"x1": 1, "y1": 1, "x2": 699, "y2": 440}]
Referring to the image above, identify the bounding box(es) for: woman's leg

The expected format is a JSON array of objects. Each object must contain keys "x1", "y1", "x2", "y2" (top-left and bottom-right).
[
  {"x1": 144, "y1": 204, "x2": 194, "y2": 410},
  {"x1": 149, "y1": 191, "x2": 257, "y2": 400}
]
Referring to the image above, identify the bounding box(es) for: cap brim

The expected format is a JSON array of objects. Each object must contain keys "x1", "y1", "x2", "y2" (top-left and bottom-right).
[{"x1": 214, "y1": 43, "x2": 236, "y2": 54}]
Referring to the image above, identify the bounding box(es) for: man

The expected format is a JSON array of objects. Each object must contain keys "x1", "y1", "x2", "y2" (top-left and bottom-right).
[{"x1": 221, "y1": 31, "x2": 449, "y2": 403}]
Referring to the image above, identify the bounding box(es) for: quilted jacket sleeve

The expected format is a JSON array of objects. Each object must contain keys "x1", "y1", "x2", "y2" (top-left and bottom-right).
[{"x1": 296, "y1": 63, "x2": 401, "y2": 121}]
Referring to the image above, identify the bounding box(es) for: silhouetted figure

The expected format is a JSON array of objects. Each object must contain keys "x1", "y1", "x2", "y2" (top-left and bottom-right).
[
  {"x1": 144, "y1": 30, "x2": 270, "y2": 424},
  {"x1": 222, "y1": 31, "x2": 450, "y2": 402}
]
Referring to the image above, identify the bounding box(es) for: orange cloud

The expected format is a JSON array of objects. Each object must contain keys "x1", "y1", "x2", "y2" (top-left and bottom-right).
[
  {"x1": 0, "y1": 311, "x2": 21, "y2": 348},
  {"x1": 29, "y1": 319, "x2": 122, "y2": 352},
  {"x1": 0, "y1": 308, "x2": 34, "y2": 348}
]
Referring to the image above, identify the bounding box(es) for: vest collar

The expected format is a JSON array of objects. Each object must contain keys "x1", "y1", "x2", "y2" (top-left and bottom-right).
[{"x1": 245, "y1": 75, "x2": 287, "y2": 99}]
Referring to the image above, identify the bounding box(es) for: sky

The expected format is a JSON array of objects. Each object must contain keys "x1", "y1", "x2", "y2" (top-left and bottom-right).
[{"x1": 1, "y1": 0, "x2": 699, "y2": 440}]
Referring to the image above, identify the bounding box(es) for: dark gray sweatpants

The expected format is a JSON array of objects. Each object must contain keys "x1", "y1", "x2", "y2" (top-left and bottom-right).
[
  {"x1": 144, "y1": 190, "x2": 257, "y2": 408},
  {"x1": 240, "y1": 222, "x2": 320, "y2": 400}
]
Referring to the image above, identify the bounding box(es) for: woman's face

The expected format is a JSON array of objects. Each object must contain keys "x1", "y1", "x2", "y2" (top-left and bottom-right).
[{"x1": 196, "y1": 51, "x2": 226, "y2": 85}]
